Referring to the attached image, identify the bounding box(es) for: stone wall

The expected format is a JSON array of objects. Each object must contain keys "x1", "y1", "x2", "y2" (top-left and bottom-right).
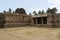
[
  {"x1": 0, "y1": 13, "x2": 60, "y2": 28},
  {"x1": 0, "y1": 13, "x2": 31, "y2": 28},
  {"x1": 51, "y1": 14, "x2": 60, "y2": 27}
]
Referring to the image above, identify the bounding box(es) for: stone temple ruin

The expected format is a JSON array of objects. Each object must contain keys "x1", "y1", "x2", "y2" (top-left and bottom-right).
[
  {"x1": 0, "y1": 8, "x2": 60, "y2": 28},
  {"x1": 32, "y1": 13, "x2": 60, "y2": 27}
]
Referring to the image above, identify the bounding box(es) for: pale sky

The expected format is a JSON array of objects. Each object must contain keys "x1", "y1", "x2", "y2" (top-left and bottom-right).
[{"x1": 0, "y1": 0, "x2": 60, "y2": 14}]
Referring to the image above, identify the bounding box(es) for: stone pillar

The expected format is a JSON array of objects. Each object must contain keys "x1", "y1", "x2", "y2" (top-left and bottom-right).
[
  {"x1": 42, "y1": 17, "x2": 43, "y2": 24},
  {"x1": 32, "y1": 18, "x2": 34, "y2": 24},
  {"x1": 36, "y1": 18, "x2": 38, "y2": 24}
]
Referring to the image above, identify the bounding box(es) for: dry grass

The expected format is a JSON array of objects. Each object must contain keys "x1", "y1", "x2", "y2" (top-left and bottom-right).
[{"x1": 0, "y1": 27, "x2": 60, "y2": 40}]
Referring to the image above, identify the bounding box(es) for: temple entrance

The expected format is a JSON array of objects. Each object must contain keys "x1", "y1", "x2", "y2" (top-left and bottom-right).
[
  {"x1": 43, "y1": 17, "x2": 47, "y2": 24},
  {"x1": 37, "y1": 17, "x2": 42, "y2": 24},
  {"x1": 32, "y1": 17, "x2": 47, "y2": 24}
]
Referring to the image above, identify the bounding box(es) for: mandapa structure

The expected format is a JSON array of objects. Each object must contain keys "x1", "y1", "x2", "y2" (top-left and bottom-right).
[
  {"x1": 32, "y1": 13, "x2": 60, "y2": 28},
  {"x1": 0, "y1": 8, "x2": 60, "y2": 28}
]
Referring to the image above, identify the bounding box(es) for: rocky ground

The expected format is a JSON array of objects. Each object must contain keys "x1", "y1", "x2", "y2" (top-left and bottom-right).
[{"x1": 0, "y1": 27, "x2": 60, "y2": 40}]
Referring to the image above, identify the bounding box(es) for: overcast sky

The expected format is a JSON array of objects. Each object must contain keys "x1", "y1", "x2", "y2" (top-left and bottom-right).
[{"x1": 0, "y1": 0, "x2": 60, "y2": 14}]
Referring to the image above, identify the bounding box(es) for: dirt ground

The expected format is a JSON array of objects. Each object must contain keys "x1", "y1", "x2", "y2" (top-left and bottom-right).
[{"x1": 0, "y1": 27, "x2": 60, "y2": 40}]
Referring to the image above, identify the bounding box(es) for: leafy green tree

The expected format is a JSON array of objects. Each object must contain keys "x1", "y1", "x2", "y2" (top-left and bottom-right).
[
  {"x1": 29, "y1": 12, "x2": 32, "y2": 15},
  {"x1": 38, "y1": 10, "x2": 41, "y2": 14},
  {"x1": 15, "y1": 8, "x2": 26, "y2": 14},
  {"x1": 51, "y1": 7, "x2": 57, "y2": 13},
  {"x1": 33, "y1": 11, "x2": 37, "y2": 15},
  {"x1": 46, "y1": 8, "x2": 51, "y2": 13},
  {"x1": 3, "y1": 10, "x2": 6, "y2": 13},
  {"x1": 9, "y1": 8, "x2": 12, "y2": 13},
  {"x1": 46, "y1": 7, "x2": 57, "y2": 14},
  {"x1": 41, "y1": 10, "x2": 45, "y2": 14}
]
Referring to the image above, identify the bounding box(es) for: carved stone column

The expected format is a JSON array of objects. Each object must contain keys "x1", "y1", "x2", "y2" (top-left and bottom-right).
[
  {"x1": 42, "y1": 17, "x2": 43, "y2": 24},
  {"x1": 36, "y1": 18, "x2": 38, "y2": 24},
  {"x1": 32, "y1": 18, "x2": 34, "y2": 24}
]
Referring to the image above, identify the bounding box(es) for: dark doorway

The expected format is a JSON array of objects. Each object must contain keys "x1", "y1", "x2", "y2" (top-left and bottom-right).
[
  {"x1": 37, "y1": 17, "x2": 42, "y2": 24},
  {"x1": 33, "y1": 18, "x2": 36, "y2": 24},
  {"x1": 43, "y1": 17, "x2": 47, "y2": 24}
]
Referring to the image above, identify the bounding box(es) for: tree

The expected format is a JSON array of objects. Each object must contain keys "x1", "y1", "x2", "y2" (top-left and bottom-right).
[
  {"x1": 29, "y1": 12, "x2": 32, "y2": 15},
  {"x1": 33, "y1": 11, "x2": 37, "y2": 15},
  {"x1": 41, "y1": 10, "x2": 45, "y2": 14},
  {"x1": 46, "y1": 7, "x2": 57, "y2": 14},
  {"x1": 51, "y1": 7, "x2": 57, "y2": 13},
  {"x1": 3, "y1": 10, "x2": 6, "y2": 13},
  {"x1": 38, "y1": 10, "x2": 41, "y2": 14},
  {"x1": 46, "y1": 8, "x2": 51, "y2": 13},
  {"x1": 8, "y1": 8, "x2": 12, "y2": 13},
  {"x1": 13, "y1": 11, "x2": 15, "y2": 13},
  {"x1": 15, "y1": 8, "x2": 26, "y2": 14}
]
